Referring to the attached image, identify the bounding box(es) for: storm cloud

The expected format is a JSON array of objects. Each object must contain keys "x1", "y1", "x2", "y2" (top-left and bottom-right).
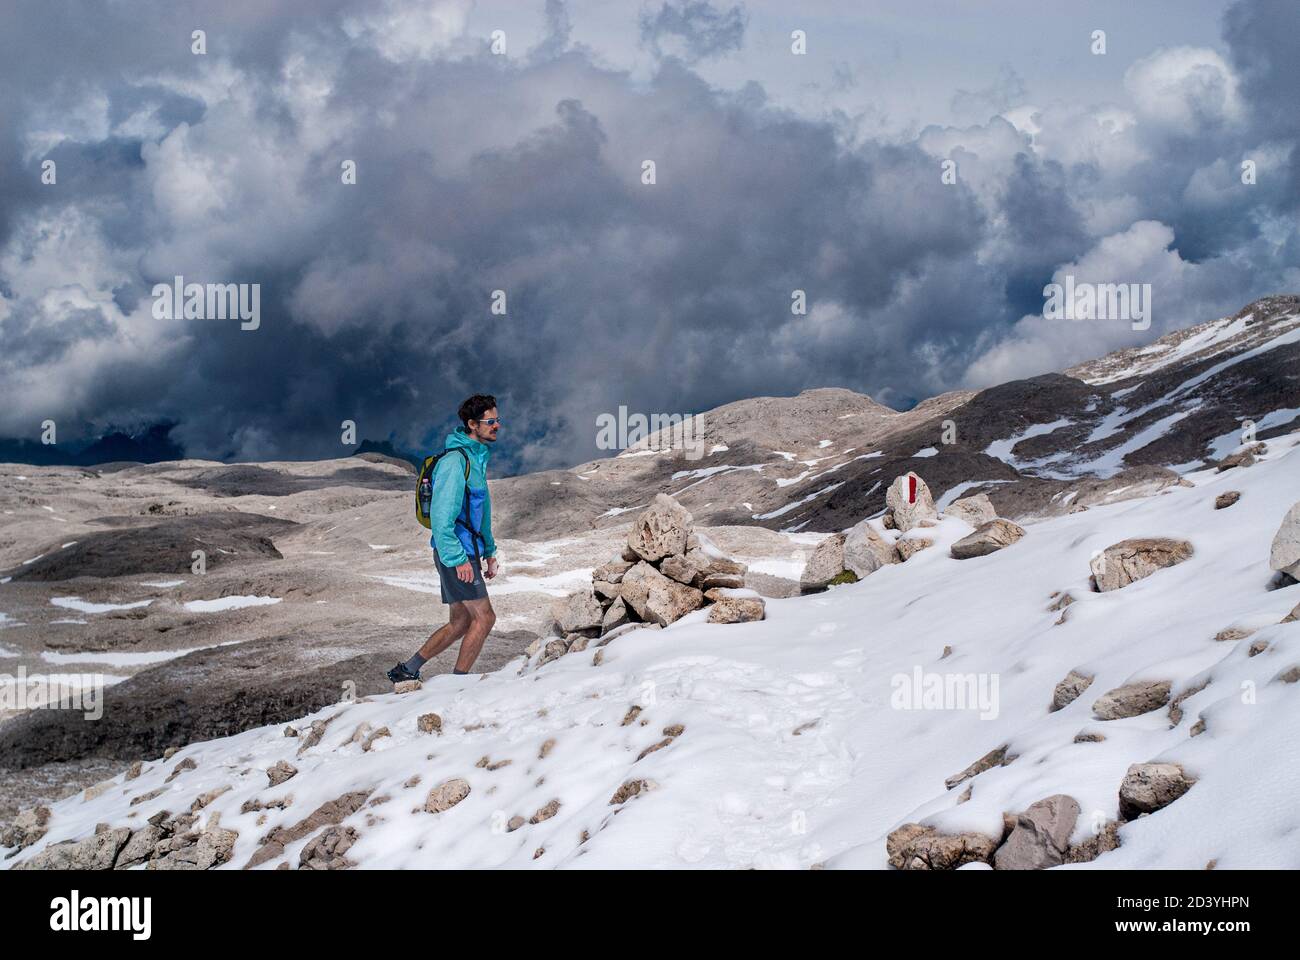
[{"x1": 0, "y1": 0, "x2": 1297, "y2": 473}]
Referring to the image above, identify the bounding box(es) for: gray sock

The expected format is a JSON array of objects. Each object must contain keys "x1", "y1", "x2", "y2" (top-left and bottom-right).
[{"x1": 403, "y1": 653, "x2": 427, "y2": 673}]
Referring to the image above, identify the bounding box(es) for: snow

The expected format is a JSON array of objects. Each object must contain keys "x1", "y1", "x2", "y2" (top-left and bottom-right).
[
  {"x1": 752, "y1": 482, "x2": 844, "y2": 520},
  {"x1": 912, "y1": 447, "x2": 938, "y2": 458},
  {"x1": 599, "y1": 504, "x2": 645, "y2": 518},
  {"x1": 9, "y1": 431, "x2": 1300, "y2": 870},
  {"x1": 41, "y1": 641, "x2": 243, "y2": 668},
  {"x1": 1072, "y1": 408, "x2": 1198, "y2": 479},
  {"x1": 936, "y1": 480, "x2": 1015, "y2": 512},
  {"x1": 50, "y1": 598, "x2": 154, "y2": 615},
  {"x1": 984, "y1": 419, "x2": 1073, "y2": 466},
  {"x1": 182, "y1": 596, "x2": 283, "y2": 613},
  {"x1": 140, "y1": 580, "x2": 185, "y2": 589}
]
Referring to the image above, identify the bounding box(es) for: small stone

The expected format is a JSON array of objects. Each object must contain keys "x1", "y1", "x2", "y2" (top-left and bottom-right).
[
  {"x1": 417, "y1": 713, "x2": 443, "y2": 735},
  {"x1": 267, "y1": 760, "x2": 298, "y2": 787},
  {"x1": 393, "y1": 680, "x2": 422, "y2": 694},
  {"x1": 424, "y1": 778, "x2": 471, "y2": 814},
  {"x1": 1214, "y1": 491, "x2": 1241, "y2": 509}
]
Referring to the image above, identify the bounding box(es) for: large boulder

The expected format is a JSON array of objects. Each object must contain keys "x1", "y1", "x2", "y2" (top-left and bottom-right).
[
  {"x1": 885, "y1": 473, "x2": 938, "y2": 533},
  {"x1": 619, "y1": 562, "x2": 704, "y2": 627},
  {"x1": 950, "y1": 519, "x2": 1025, "y2": 559},
  {"x1": 627, "y1": 494, "x2": 693, "y2": 562},
  {"x1": 800, "y1": 533, "x2": 846, "y2": 591},
  {"x1": 1091, "y1": 538, "x2": 1193, "y2": 592},
  {"x1": 551, "y1": 590, "x2": 604, "y2": 634},
  {"x1": 1270, "y1": 502, "x2": 1300, "y2": 580},
  {"x1": 1092, "y1": 680, "x2": 1171, "y2": 720},
  {"x1": 843, "y1": 520, "x2": 898, "y2": 578},
  {"x1": 945, "y1": 493, "x2": 996, "y2": 527},
  {"x1": 994, "y1": 794, "x2": 1081, "y2": 870},
  {"x1": 1118, "y1": 763, "x2": 1196, "y2": 821}
]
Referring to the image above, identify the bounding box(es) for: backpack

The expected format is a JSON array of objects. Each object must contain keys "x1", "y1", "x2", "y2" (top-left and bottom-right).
[{"x1": 415, "y1": 450, "x2": 471, "y2": 530}]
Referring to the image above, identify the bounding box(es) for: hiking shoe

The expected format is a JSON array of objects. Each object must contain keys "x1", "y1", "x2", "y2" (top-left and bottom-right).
[{"x1": 387, "y1": 662, "x2": 420, "y2": 684}]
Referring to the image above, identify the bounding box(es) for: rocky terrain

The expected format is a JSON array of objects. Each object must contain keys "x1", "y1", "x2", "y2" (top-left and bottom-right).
[
  {"x1": 498, "y1": 294, "x2": 1300, "y2": 538},
  {"x1": 1, "y1": 293, "x2": 1298, "y2": 866}
]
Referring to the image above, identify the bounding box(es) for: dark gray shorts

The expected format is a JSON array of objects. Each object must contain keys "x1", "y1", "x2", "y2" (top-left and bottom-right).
[{"x1": 433, "y1": 549, "x2": 488, "y2": 605}]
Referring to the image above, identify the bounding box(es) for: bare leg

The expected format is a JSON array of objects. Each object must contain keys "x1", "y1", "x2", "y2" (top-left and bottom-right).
[
  {"x1": 416, "y1": 603, "x2": 472, "y2": 661},
  {"x1": 453, "y1": 597, "x2": 496, "y2": 673}
]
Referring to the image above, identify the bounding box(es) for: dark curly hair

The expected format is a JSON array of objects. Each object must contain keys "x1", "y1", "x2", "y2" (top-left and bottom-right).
[{"x1": 458, "y1": 394, "x2": 498, "y2": 426}]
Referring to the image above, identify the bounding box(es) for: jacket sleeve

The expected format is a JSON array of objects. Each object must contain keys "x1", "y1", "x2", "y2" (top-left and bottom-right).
[
  {"x1": 429, "y1": 453, "x2": 469, "y2": 567},
  {"x1": 481, "y1": 481, "x2": 497, "y2": 558}
]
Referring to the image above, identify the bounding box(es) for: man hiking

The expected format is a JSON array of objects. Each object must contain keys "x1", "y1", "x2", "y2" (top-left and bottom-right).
[{"x1": 388, "y1": 394, "x2": 500, "y2": 683}]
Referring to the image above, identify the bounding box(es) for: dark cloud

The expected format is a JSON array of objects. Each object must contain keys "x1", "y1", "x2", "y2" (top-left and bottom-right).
[{"x1": 0, "y1": 0, "x2": 1297, "y2": 474}]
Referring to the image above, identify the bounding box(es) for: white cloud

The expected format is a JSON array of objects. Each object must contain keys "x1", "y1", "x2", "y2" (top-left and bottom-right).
[{"x1": 1124, "y1": 46, "x2": 1243, "y2": 130}]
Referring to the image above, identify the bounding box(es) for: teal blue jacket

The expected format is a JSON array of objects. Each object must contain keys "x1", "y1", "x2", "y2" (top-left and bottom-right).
[{"x1": 428, "y1": 427, "x2": 497, "y2": 567}]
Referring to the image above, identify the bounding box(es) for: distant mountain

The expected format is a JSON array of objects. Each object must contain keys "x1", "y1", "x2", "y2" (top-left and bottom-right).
[
  {"x1": 491, "y1": 295, "x2": 1300, "y2": 540},
  {"x1": 0, "y1": 421, "x2": 184, "y2": 467}
]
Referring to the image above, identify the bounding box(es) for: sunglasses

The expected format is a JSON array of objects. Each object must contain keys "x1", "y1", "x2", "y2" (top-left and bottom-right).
[{"x1": 478, "y1": 418, "x2": 502, "y2": 426}]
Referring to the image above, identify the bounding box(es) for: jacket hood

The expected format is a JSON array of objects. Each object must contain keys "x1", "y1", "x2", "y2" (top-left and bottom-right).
[{"x1": 445, "y1": 426, "x2": 491, "y2": 463}]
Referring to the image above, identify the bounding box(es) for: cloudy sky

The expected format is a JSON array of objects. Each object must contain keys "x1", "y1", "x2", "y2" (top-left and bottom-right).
[{"x1": 1, "y1": 0, "x2": 1297, "y2": 473}]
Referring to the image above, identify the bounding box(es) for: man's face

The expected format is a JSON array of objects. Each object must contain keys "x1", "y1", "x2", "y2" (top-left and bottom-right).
[{"x1": 470, "y1": 407, "x2": 500, "y2": 443}]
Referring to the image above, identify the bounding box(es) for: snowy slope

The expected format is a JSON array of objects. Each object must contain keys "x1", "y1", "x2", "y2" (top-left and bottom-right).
[{"x1": 6, "y1": 436, "x2": 1299, "y2": 870}]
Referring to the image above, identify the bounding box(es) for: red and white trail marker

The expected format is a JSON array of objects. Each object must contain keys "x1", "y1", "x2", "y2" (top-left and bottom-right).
[{"x1": 908, "y1": 474, "x2": 917, "y2": 504}]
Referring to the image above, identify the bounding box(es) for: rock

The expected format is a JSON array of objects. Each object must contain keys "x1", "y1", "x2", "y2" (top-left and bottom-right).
[
  {"x1": 1270, "y1": 502, "x2": 1300, "y2": 580},
  {"x1": 1216, "y1": 443, "x2": 1265, "y2": 471},
  {"x1": 601, "y1": 596, "x2": 631, "y2": 633},
  {"x1": 1047, "y1": 592, "x2": 1075, "y2": 612},
  {"x1": 190, "y1": 785, "x2": 231, "y2": 812},
  {"x1": 164, "y1": 756, "x2": 197, "y2": 783},
  {"x1": 885, "y1": 823, "x2": 998, "y2": 870},
  {"x1": 945, "y1": 493, "x2": 997, "y2": 527},
  {"x1": 15, "y1": 827, "x2": 131, "y2": 870},
  {"x1": 506, "y1": 815, "x2": 526, "y2": 832},
  {"x1": 1118, "y1": 762, "x2": 1196, "y2": 821},
  {"x1": 945, "y1": 744, "x2": 1016, "y2": 790},
  {"x1": 267, "y1": 760, "x2": 298, "y2": 787},
  {"x1": 707, "y1": 595, "x2": 766, "y2": 624},
  {"x1": 591, "y1": 579, "x2": 620, "y2": 603},
  {"x1": 417, "y1": 713, "x2": 443, "y2": 735},
  {"x1": 1168, "y1": 680, "x2": 1210, "y2": 726},
  {"x1": 361, "y1": 726, "x2": 390, "y2": 751},
  {"x1": 424, "y1": 779, "x2": 471, "y2": 814},
  {"x1": 115, "y1": 825, "x2": 165, "y2": 869},
  {"x1": 619, "y1": 562, "x2": 704, "y2": 626},
  {"x1": 636, "y1": 738, "x2": 674, "y2": 761},
  {"x1": 1065, "y1": 820, "x2": 1122, "y2": 863},
  {"x1": 885, "y1": 473, "x2": 938, "y2": 533},
  {"x1": 1091, "y1": 538, "x2": 1193, "y2": 592},
  {"x1": 1282, "y1": 604, "x2": 1300, "y2": 624},
  {"x1": 1215, "y1": 491, "x2": 1241, "y2": 509},
  {"x1": 551, "y1": 590, "x2": 603, "y2": 634},
  {"x1": 659, "y1": 553, "x2": 704, "y2": 586},
  {"x1": 566, "y1": 635, "x2": 590, "y2": 653},
  {"x1": 627, "y1": 493, "x2": 693, "y2": 562},
  {"x1": 1092, "y1": 680, "x2": 1172, "y2": 719},
  {"x1": 538, "y1": 638, "x2": 568, "y2": 665},
  {"x1": 842, "y1": 520, "x2": 898, "y2": 579},
  {"x1": 83, "y1": 779, "x2": 116, "y2": 803},
  {"x1": 609, "y1": 779, "x2": 656, "y2": 805},
  {"x1": 799, "y1": 533, "x2": 847, "y2": 591},
  {"x1": 698, "y1": 556, "x2": 748, "y2": 590},
  {"x1": 593, "y1": 558, "x2": 633, "y2": 583},
  {"x1": 245, "y1": 789, "x2": 372, "y2": 869},
  {"x1": 0, "y1": 805, "x2": 51, "y2": 851},
  {"x1": 950, "y1": 519, "x2": 1025, "y2": 559},
  {"x1": 530, "y1": 799, "x2": 561, "y2": 824},
  {"x1": 393, "y1": 680, "x2": 422, "y2": 694},
  {"x1": 1214, "y1": 626, "x2": 1256, "y2": 641},
  {"x1": 299, "y1": 825, "x2": 359, "y2": 870},
  {"x1": 895, "y1": 537, "x2": 933, "y2": 561},
  {"x1": 994, "y1": 795, "x2": 1080, "y2": 870},
  {"x1": 1050, "y1": 670, "x2": 1094, "y2": 712},
  {"x1": 125, "y1": 761, "x2": 144, "y2": 780}
]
